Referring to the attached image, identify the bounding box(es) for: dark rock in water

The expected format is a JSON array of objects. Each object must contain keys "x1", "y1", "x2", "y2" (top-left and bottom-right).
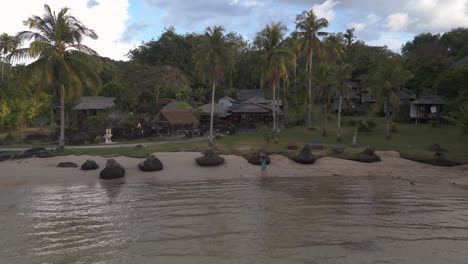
[
  {"x1": 81, "y1": 160, "x2": 99, "y2": 170},
  {"x1": 26, "y1": 134, "x2": 49, "y2": 141},
  {"x1": 138, "y1": 155, "x2": 163, "y2": 172},
  {"x1": 290, "y1": 144, "x2": 318, "y2": 164},
  {"x1": 332, "y1": 146, "x2": 346, "y2": 154},
  {"x1": 57, "y1": 162, "x2": 79, "y2": 168},
  {"x1": 362, "y1": 146, "x2": 376, "y2": 156},
  {"x1": 247, "y1": 152, "x2": 271, "y2": 166},
  {"x1": 100, "y1": 159, "x2": 125, "y2": 180},
  {"x1": 430, "y1": 144, "x2": 448, "y2": 152},
  {"x1": 195, "y1": 149, "x2": 225, "y2": 167},
  {"x1": 36, "y1": 151, "x2": 54, "y2": 158}
]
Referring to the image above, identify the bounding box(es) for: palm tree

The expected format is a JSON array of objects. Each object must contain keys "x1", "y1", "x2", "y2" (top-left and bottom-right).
[
  {"x1": 193, "y1": 26, "x2": 230, "y2": 146},
  {"x1": 255, "y1": 22, "x2": 293, "y2": 131},
  {"x1": 11, "y1": 4, "x2": 101, "y2": 150},
  {"x1": 295, "y1": 9, "x2": 329, "y2": 129},
  {"x1": 0, "y1": 33, "x2": 20, "y2": 80},
  {"x1": 323, "y1": 33, "x2": 347, "y2": 63},
  {"x1": 331, "y1": 64, "x2": 353, "y2": 142},
  {"x1": 313, "y1": 63, "x2": 334, "y2": 137},
  {"x1": 344, "y1": 28, "x2": 356, "y2": 47},
  {"x1": 369, "y1": 59, "x2": 413, "y2": 139}
]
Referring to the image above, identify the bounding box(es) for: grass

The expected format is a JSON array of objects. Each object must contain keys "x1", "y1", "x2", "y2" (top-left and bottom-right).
[{"x1": 2, "y1": 113, "x2": 468, "y2": 165}]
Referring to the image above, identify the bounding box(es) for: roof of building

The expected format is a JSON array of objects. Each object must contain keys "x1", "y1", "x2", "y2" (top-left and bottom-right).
[
  {"x1": 397, "y1": 90, "x2": 416, "y2": 101},
  {"x1": 161, "y1": 100, "x2": 193, "y2": 111},
  {"x1": 74, "y1": 96, "x2": 115, "y2": 110},
  {"x1": 237, "y1": 89, "x2": 265, "y2": 101},
  {"x1": 194, "y1": 103, "x2": 230, "y2": 117},
  {"x1": 220, "y1": 96, "x2": 236, "y2": 102},
  {"x1": 411, "y1": 95, "x2": 447, "y2": 105},
  {"x1": 160, "y1": 110, "x2": 199, "y2": 125},
  {"x1": 243, "y1": 96, "x2": 270, "y2": 104},
  {"x1": 231, "y1": 102, "x2": 274, "y2": 113}
]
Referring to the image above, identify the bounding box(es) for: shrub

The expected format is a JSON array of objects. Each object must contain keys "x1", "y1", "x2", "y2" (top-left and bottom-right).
[
  {"x1": 394, "y1": 102, "x2": 411, "y2": 123},
  {"x1": 341, "y1": 105, "x2": 370, "y2": 117},
  {"x1": 367, "y1": 120, "x2": 377, "y2": 129},
  {"x1": 5, "y1": 132, "x2": 14, "y2": 140},
  {"x1": 257, "y1": 125, "x2": 274, "y2": 144},
  {"x1": 94, "y1": 135, "x2": 103, "y2": 144},
  {"x1": 346, "y1": 119, "x2": 358, "y2": 126}
]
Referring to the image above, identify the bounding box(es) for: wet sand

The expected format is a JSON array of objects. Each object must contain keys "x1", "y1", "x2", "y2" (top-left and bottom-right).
[{"x1": 0, "y1": 151, "x2": 467, "y2": 186}]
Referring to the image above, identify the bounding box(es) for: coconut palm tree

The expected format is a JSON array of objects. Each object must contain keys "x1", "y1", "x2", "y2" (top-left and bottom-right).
[
  {"x1": 11, "y1": 4, "x2": 101, "y2": 150},
  {"x1": 323, "y1": 33, "x2": 347, "y2": 63},
  {"x1": 193, "y1": 26, "x2": 230, "y2": 146},
  {"x1": 255, "y1": 22, "x2": 293, "y2": 131},
  {"x1": 295, "y1": 9, "x2": 329, "y2": 129},
  {"x1": 331, "y1": 64, "x2": 353, "y2": 142},
  {"x1": 0, "y1": 33, "x2": 20, "y2": 80},
  {"x1": 313, "y1": 63, "x2": 334, "y2": 137},
  {"x1": 369, "y1": 59, "x2": 413, "y2": 139},
  {"x1": 344, "y1": 28, "x2": 356, "y2": 47}
]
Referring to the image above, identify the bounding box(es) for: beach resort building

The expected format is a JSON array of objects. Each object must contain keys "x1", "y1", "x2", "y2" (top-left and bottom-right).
[{"x1": 410, "y1": 95, "x2": 447, "y2": 123}]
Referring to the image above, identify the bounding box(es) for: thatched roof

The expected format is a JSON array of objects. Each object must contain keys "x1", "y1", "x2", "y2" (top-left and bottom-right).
[
  {"x1": 194, "y1": 103, "x2": 230, "y2": 117},
  {"x1": 412, "y1": 95, "x2": 447, "y2": 105},
  {"x1": 237, "y1": 89, "x2": 265, "y2": 101},
  {"x1": 160, "y1": 110, "x2": 199, "y2": 125},
  {"x1": 74, "y1": 97, "x2": 115, "y2": 110},
  {"x1": 161, "y1": 100, "x2": 193, "y2": 111},
  {"x1": 231, "y1": 102, "x2": 273, "y2": 113}
]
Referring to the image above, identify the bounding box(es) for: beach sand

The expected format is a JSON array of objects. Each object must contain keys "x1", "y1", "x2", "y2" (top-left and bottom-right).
[{"x1": 0, "y1": 151, "x2": 467, "y2": 187}]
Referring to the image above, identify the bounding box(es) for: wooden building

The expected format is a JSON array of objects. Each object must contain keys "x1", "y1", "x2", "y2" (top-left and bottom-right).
[
  {"x1": 158, "y1": 109, "x2": 199, "y2": 136},
  {"x1": 73, "y1": 96, "x2": 116, "y2": 116},
  {"x1": 410, "y1": 95, "x2": 447, "y2": 122}
]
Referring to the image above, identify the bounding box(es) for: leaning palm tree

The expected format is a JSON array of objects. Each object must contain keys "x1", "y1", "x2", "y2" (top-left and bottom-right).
[
  {"x1": 331, "y1": 64, "x2": 353, "y2": 142},
  {"x1": 313, "y1": 63, "x2": 334, "y2": 137},
  {"x1": 369, "y1": 59, "x2": 413, "y2": 139},
  {"x1": 0, "y1": 33, "x2": 21, "y2": 80},
  {"x1": 193, "y1": 26, "x2": 230, "y2": 146},
  {"x1": 255, "y1": 22, "x2": 293, "y2": 131},
  {"x1": 295, "y1": 9, "x2": 329, "y2": 129},
  {"x1": 11, "y1": 4, "x2": 102, "y2": 150},
  {"x1": 323, "y1": 33, "x2": 347, "y2": 64}
]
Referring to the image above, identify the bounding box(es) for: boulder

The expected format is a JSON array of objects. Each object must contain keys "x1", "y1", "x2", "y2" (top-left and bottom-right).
[
  {"x1": 247, "y1": 152, "x2": 271, "y2": 166},
  {"x1": 57, "y1": 162, "x2": 79, "y2": 168},
  {"x1": 36, "y1": 151, "x2": 54, "y2": 158},
  {"x1": 81, "y1": 160, "x2": 99, "y2": 170},
  {"x1": 362, "y1": 146, "x2": 376, "y2": 156},
  {"x1": 332, "y1": 146, "x2": 346, "y2": 154},
  {"x1": 0, "y1": 154, "x2": 12, "y2": 162},
  {"x1": 195, "y1": 149, "x2": 225, "y2": 167},
  {"x1": 100, "y1": 159, "x2": 125, "y2": 180},
  {"x1": 290, "y1": 144, "x2": 318, "y2": 164},
  {"x1": 138, "y1": 155, "x2": 163, "y2": 172},
  {"x1": 13, "y1": 148, "x2": 48, "y2": 159}
]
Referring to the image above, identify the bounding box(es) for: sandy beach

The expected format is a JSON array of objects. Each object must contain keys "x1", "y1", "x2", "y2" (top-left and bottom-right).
[{"x1": 0, "y1": 151, "x2": 467, "y2": 187}]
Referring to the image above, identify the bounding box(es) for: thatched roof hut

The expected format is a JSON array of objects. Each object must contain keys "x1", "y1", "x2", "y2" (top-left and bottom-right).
[{"x1": 74, "y1": 96, "x2": 115, "y2": 110}]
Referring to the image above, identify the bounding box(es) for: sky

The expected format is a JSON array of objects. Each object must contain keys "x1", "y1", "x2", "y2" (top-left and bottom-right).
[{"x1": 1, "y1": 0, "x2": 467, "y2": 61}]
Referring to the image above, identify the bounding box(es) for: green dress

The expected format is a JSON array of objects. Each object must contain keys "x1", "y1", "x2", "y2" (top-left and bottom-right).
[{"x1": 261, "y1": 160, "x2": 267, "y2": 171}]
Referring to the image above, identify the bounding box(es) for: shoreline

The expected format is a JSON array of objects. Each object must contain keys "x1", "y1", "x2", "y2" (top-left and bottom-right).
[{"x1": 1, "y1": 151, "x2": 467, "y2": 187}]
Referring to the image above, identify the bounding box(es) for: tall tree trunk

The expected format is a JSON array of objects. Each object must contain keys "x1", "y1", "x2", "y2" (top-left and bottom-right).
[
  {"x1": 209, "y1": 81, "x2": 216, "y2": 146},
  {"x1": 322, "y1": 103, "x2": 327, "y2": 137},
  {"x1": 272, "y1": 81, "x2": 277, "y2": 132},
  {"x1": 352, "y1": 127, "x2": 358, "y2": 146},
  {"x1": 59, "y1": 84, "x2": 65, "y2": 150},
  {"x1": 337, "y1": 95, "x2": 343, "y2": 142},
  {"x1": 307, "y1": 50, "x2": 313, "y2": 129},
  {"x1": 385, "y1": 96, "x2": 391, "y2": 139},
  {"x1": 294, "y1": 61, "x2": 298, "y2": 105}
]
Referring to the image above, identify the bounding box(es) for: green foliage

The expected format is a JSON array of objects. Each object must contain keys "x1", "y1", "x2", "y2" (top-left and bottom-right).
[
  {"x1": 433, "y1": 65, "x2": 468, "y2": 99},
  {"x1": 257, "y1": 125, "x2": 275, "y2": 144},
  {"x1": 439, "y1": 27, "x2": 468, "y2": 56},
  {"x1": 390, "y1": 122, "x2": 398, "y2": 133},
  {"x1": 342, "y1": 106, "x2": 367, "y2": 116},
  {"x1": 460, "y1": 105, "x2": 468, "y2": 135},
  {"x1": 394, "y1": 102, "x2": 412, "y2": 123}
]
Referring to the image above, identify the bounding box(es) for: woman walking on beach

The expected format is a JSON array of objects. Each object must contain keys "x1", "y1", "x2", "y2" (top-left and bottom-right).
[{"x1": 261, "y1": 155, "x2": 268, "y2": 177}]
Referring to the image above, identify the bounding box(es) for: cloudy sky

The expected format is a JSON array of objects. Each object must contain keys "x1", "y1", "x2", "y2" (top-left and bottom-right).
[{"x1": 1, "y1": 0, "x2": 467, "y2": 60}]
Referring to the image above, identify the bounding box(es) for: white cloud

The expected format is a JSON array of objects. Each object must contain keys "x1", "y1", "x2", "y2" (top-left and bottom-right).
[
  {"x1": 0, "y1": 0, "x2": 133, "y2": 61},
  {"x1": 313, "y1": 0, "x2": 340, "y2": 21},
  {"x1": 386, "y1": 13, "x2": 409, "y2": 32},
  {"x1": 347, "y1": 22, "x2": 366, "y2": 32},
  {"x1": 367, "y1": 33, "x2": 406, "y2": 52}
]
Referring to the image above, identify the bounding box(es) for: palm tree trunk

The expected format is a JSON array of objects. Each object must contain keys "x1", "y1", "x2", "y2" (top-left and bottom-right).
[
  {"x1": 352, "y1": 127, "x2": 358, "y2": 146},
  {"x1": 272, "y1": 81, "x2": 277, "y2": 132},
  {"x1": 337, "y1": 95, "x2": 342, "y2": 142},
  {"x1": 385, "y1": 96, "x2": 391, "y2": 139},
  {"x1": 322, "y1": 104, "x2": 327, "y2": 137},
  {"x1": 58, "y1": 84, "x2": 65, "y2": 150},
  {"x1": 209, "y1": 81, "x2": 216, "y2": 146},
  {"x1": 307, "y1": 50, "x2": 313, "y2": 129}
]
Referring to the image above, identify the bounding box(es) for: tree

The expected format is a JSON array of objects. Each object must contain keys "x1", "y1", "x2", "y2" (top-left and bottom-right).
[
  {"x1": 331, "y1": 64, "x2": 352, "y2": 142},
  {"x1": 295, "y1": 9, "x2": 329, "y2": 129},
  {"x1": 313, "y1": 63, "x2": 333, "y2": 137},
  {"x1": 255, "y1": 22, "x2": 293, "y2": 131},
  {"x1": 11, "y1": 4, "x2": 102, "y2": 149},
  {"x1": 323, "y1": 33, "x2": 347, "y2": 63},
  {"x1": 193, "y1": 26, "x2": 230, "y2": 146},
  {"x1": 440, "y1": 27, "x2": 468, "y2": 56},
  {"x1": 369, "y1": 59, "x2": 413, "y2": 139},
  {"x1": 344, "y1": 28, "x2": 356, "y2": 47},
  {"x1": 0, "y1": 33, "x2": 20, "y2": 80}
]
